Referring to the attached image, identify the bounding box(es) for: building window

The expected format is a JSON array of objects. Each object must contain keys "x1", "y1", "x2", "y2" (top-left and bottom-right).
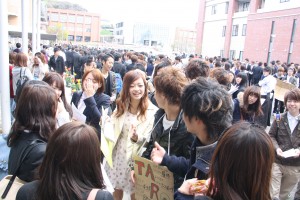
[
  {"x1": 60, "y1": 14, "x2": 67, "y2": 22},
  {"x1": 232, "y1": 25, "x2": 238, "y2": 36},
  {"x1": 85, "y1": 17, "x2": 92, "y2": 24},
  {"x1": 242, "y1": 24, "x2": 247, "y2": 36},
  {"x1": 51, "y1": 13, "x2": 58, "y2": 21},
  {"x1": 144, "y1": 40, "x2": 149, "y2": 45},
  {"x1": 280, "y1": 0, "x2": 289, "y2": 2},
  {"x1": 85, "y1": 25, "x2": 91, "y2": 32},
  {"x1": 76, "y1": 36, "x2": 82, "y2": 41},
  {"x1": 230, "y1": 50, "x2": 236, "y2": 60},
  {"x1": 77, "y1": 16, "x2": 84, "y2": 23},
  {"x1": 238, "y1": 2, "x2": 250, "y2": 12},
  {"x1": 225, "y1": 2, "x2": 229, "y2": 14},
  {"x1": 116, "y1": 22, "x2": 124, "y2": 28},
  {"x1": 151, "y1": 41, "x2": 158, "y2": 46},
  {"x1": 68, "y1": 15, "x2": 75, "y2": 23},
  {"x1": 222, "y1": 26, "x2": 226, "y2": 37},
  {"x1": 211, "y1": 5, "x2": 217, "y2": 15},
  {"x1": 77, "y1": 26, "x2": 83, "y2": 32},
  {"x1": 239, "y1": 51, "x2": 243, "y2": 60},
  {"x1": 220, "y1": 50, "x2": 224, "y2": 58},
  {"x1": 68, "y1": 35, "x2": 74, "y2": 41},
  {"x1": 84, "y1": 36, "x2": 91, "y2": 42}
]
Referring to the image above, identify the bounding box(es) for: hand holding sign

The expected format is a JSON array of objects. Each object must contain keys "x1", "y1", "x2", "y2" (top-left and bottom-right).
[{"x1": 151, "y1": 142, "x2": 166, "y2": 164}]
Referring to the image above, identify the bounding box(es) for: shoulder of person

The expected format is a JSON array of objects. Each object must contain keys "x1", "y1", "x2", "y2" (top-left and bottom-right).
[
  {"x1": 95, "y1": 190, "x2": 113, "y2": 200},
  {"x1": 16, "y1": 180, "x2": 39, "y2": 200}
]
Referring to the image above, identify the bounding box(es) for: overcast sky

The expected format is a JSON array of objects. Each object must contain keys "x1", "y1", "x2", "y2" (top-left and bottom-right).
[{"x1": 63, "y1": 0, "x2": 200, "y2": 28}]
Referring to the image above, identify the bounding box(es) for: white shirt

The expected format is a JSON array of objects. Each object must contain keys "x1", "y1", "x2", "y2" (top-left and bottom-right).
[
  {"x1": 258, "y1": 75, "x2": 276, "y2": 95},
  {"x1": 287, "y1": 112, "x2": 299, "y2": 134},
  {"x1": 163, "y1": 115, "x2": 175, "y2": 131},
  {"x1": 77, "y1": 92, "x2": 88, "y2": 114}
]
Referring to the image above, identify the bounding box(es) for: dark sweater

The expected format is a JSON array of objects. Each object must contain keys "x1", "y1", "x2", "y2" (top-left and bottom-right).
[{"x1": 16, "y1": 180, "x2": 113, "y2": 200}]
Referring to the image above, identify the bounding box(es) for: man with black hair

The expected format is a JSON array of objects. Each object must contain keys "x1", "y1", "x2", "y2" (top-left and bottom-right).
[
  {"x1": 13, "y1": 43, "x2": 22, "y2": 53},
  {"x1": 112, "y1": 52, "x2": 126, "y2": 79},
  {"x1": 48, "y1": 47, "x2": 65, "y2": 75},
  {"x1": 151, "y1": 77, "x2": 232, "y2": 199}
]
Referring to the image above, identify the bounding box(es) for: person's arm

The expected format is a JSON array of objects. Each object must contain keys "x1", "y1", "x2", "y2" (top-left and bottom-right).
[
  {"x1": 268, "y1": 119, "x2": 284, "y2": 157},
  {"x1": 83, "y1": 96, "x2": 101, "y2": 126},
  {"x1": 152, "y1": 142, "x2": 190, "y2": 177}
]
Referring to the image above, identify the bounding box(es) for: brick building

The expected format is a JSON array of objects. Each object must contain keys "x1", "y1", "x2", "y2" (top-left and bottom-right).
[
  {"x1": 196, "y1": 0, "x2": 300, "y2": 63},
  {"x1": 47, "y1": 8, "x2": 101, "y2": 43}
]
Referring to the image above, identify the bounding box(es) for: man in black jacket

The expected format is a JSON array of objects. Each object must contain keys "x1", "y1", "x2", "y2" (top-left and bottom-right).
[
  {"x1": 48, "y1": 47, "x2": 65, "y2": 75},
  {"x1": 73, "y1": 48, "x2": 82, "y2": 78}
]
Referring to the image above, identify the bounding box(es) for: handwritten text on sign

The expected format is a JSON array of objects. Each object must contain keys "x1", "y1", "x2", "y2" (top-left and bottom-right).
[{"x1": 134, "y1": 156, "x2": 174, "y2": 200}]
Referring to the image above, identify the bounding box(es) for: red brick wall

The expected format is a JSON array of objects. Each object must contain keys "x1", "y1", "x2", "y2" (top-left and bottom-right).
[{"x1": 244, "y1": 8, "x2": 300, "y2": 63}]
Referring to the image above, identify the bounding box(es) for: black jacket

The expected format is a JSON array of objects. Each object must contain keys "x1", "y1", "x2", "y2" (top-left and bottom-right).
[
  {"x1": 48, "y1": 55, "x2": 65, "y2": 74},
  {"x1": 142, "y1": 109, "x2": 194, "y2": 189},
  {"x1": 17, "y1": 180, "x2": 113, "y2": 200},
  {"x1": 252, "y1": 66, "x2": 263, "y2": 84},
  {"x1": 8, "y1": 132, "x2": 47, "y2": 182},
  {"x1": 71, "y1": 91, "x2": 111, "y2": 139}
]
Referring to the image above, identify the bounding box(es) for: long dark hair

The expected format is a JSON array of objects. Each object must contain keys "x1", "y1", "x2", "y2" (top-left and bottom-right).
[
  {"x1": 115, "y1": 69, "x2": 148, "y2": 120},
  {"x1": 241, "y1": 86, "x2": 263, "y2": 117},
  {"x1": 42, "y1": 72, "x2": 72, "y2": 118},
  {"x1": 8, "y1": 82, "x2": 57, "y2": 146},
  {"x1": 36, "y1": 122, "x2": 105, "y2": 200},
  {"x1": 207, "y1": 121, "x2": 274, "y2": 200}
]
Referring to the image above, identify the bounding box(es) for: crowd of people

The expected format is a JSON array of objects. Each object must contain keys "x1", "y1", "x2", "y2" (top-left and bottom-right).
[{"x1": 3, "y1": 42, "x2": 300, "y2": 200}]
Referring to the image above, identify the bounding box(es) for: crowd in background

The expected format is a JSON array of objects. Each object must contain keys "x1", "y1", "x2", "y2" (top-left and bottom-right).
[{"x1": 3, "y1": 41, "x2": 300, "y2": 200}]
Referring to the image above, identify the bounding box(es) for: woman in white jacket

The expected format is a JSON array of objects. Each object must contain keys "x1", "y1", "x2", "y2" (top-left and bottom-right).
[{"x1": 105, "y1": 69, "x2": 158, "y2": 200}]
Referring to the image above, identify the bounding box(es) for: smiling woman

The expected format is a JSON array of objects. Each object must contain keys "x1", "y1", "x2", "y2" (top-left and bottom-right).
[{"x1": 104, "y1": 69, "x2": 158, "y2": 200}]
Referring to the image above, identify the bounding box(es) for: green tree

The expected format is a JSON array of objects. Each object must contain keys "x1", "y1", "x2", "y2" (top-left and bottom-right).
[{"x1": 47, "y1": 23, "x2": 68, "y2": 41}]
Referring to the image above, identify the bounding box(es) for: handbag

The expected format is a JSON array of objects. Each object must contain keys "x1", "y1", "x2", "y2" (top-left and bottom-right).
[{"x1": 0, "y1": 140, "x2": 44, "y2": 199}]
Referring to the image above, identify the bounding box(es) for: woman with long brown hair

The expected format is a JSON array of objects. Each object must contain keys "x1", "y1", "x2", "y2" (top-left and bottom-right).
[
  {"x1": 105, "y1": 69, "x2": 158, "y2": 200},
  {"x1": 232, "y1": 85, "x2": 263, "y2": 125},
  {"x1": 16, "y1": 122, "x2": 113, "y2": 200},
  {"x1": 177, "y1": 121, "x2": 274, "y2": 200},
  {"x1": 8, "y1": 82, "x2": 57, "y2": 182}
]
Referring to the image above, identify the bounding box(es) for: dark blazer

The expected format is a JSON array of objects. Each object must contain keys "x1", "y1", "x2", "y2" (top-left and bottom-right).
[
  {"x1": 48, "y1": 55, "x2": 65, "y2": 74},
  {"x1": 8, "y1": 132, "x2": 47, "y2": 182},
  {"x1": 142, "y1": 109, "x2": 194, "y2": 190},
  {"x1": 70, "y1": 91, "x2": 111, "y2": 139},
  {"x1": 252, "y1": 66, "x2": 263, "y2": 85},
  {"x1": 73, "y1": 52, "x2": 82, "y2": 77}
]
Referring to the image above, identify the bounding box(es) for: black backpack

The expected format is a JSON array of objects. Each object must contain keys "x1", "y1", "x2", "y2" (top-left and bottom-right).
[{"x1": 14, "y1": 68, "x2": 29, "y2": 102}]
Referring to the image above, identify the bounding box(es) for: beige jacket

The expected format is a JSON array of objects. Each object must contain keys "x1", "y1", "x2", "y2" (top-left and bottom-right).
[{"x1": 111, "y1": 101, "x2": 158, "y2": 161}]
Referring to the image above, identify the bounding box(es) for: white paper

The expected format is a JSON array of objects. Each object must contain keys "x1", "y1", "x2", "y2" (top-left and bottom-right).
[
  {"x1": 71, "y1": 103, "x2": 86, "y2": 122},
  {"x1": 282, "y1": 148, "x2": 298, "y2": 158},
  {"x1": 101, "y1": 107, "x2": 115, "y2": 142}
]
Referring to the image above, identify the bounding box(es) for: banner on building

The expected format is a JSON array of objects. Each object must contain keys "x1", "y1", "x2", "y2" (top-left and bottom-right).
[
  {"x1": 274, "y1": 79, "x2": 296, "y2": 102},
  {"x1": 134, "y1": 156, "x2": 174, "y2": 200}
]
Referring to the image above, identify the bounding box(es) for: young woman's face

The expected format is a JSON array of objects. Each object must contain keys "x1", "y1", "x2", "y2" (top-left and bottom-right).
[
  {"x1": 83, "y1": 72, "x2": 100, "y2": 91},
  {"x1": 103, "y1": 57, "x2": 114, "y2": 72},
  {"x1": 235, "y1": 77, "x2": 242, "y2": 85},
  {"x1": 129, "y1": 77, "x2": 145, "y2": 101},
  {"x1": 248, "y1": 94, "x2": 258, "y2": 105},
  {"x1": 51, "y1": 81, "x2": 62, "y2": 99},
  {"x1": 288, "y1": 69, "x2": 294, "y2": 76}
]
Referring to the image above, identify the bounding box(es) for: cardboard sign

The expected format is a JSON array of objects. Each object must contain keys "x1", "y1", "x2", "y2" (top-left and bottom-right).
[
  {"x1": 274, "y1": 79, "x2": 296, "y2": 101},
  {"x1": 134, "y1": 156, "x2": 174, "y2": 200}
]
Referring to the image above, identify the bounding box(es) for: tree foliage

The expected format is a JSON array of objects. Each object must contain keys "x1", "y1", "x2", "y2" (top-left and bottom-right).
[
  {"x1": 47, "y1": 23, "x2": 68, "y2": 41},
  {"x1": 43, "y1": 0, "x2": 87, "y2": 12}
]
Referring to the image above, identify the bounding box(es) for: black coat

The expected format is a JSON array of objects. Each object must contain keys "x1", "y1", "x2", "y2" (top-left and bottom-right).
[
  {"x1": 70, "y1": 91, "x2": 111, "y2": 139},
  {"x1": 252, "y1": 66, "x2": 263, "y2": 85},
  {"x1": 48, "y1": 55, "x2": 65, "y2": 74},
  {"x1": 8, "y1": 132, "x2": 47, "y2": 182},
  {"x1": 142, "y1": 109, "x2": 194, "y2": 190},
  {"x1": 73, "y1": 52, "x2": 82, "y2": 76}
]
